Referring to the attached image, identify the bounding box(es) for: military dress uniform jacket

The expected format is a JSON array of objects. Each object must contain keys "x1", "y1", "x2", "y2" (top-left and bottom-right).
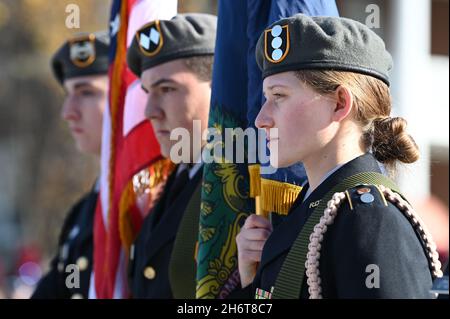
[
  {"x1": 129, "y1": 165, "x2": 202, "y2": 298},
  {"x1": 235, "y1": 153, "x2": 433, "y2": 299},
  {"x1": 31, "y1": 185, "x2": 97, "y2": 299}
]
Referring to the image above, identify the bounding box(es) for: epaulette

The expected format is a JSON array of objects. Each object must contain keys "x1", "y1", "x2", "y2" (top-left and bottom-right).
[{"x1": 344, "y1": 184, "x2": 389, "y2": 211}]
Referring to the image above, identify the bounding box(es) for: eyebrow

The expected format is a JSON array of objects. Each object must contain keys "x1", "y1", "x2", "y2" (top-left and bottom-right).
[
  {"x1": 141, "y1": 78, "x2": 177, "y2": 93},
  {"x1": 266, "y1": 84, "x2": 289, "y2": 91},
  {"x1": 263, "y1": 84, "x2": 289, "y2": 95},
  {"x1": 73, "y1": 82, "x2": 95, "y2": 90},
  {"x1": 151, "y1": 78, "x2": 177, "y2": 88}
]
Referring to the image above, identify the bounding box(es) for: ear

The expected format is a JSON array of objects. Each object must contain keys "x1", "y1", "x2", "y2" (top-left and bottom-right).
[{"x1": 332, "y1": 85, "x2": 353, "y2": 122}]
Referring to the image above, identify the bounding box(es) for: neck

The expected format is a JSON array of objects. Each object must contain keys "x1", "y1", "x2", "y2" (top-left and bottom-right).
[
  {"x1": 303, "y1": 129, "x2": 364, "y2": 192},
  {"x1": 190, "y1": 142, "x2": 206, "y2": 164}
]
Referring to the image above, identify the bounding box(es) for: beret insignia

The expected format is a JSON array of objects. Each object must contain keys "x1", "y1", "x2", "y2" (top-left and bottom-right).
[
  {"x1": 137, "y1": 20, "x2": 164, "y2": 57},
  {"x1": 69, "y1": 33, "x2": 96, "y2": 68},
  {"x1": 264, "y1": 24, "x2": 290, "y2": 64}
]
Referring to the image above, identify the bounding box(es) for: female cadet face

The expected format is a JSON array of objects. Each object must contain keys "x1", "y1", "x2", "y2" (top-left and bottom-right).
[
  {"x1": 62, "y1": 75, "x2": 108, "y2": 156},
  {"x1": 255, "y1": 71, "x2": 336, "y2": 168}
]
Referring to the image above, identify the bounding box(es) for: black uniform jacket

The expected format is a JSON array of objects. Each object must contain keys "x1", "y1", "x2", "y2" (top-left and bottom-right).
[
  {"x1": 31, "y1": 186, "x2": 97, "y2": 299},
  {"x1": 129, "y1": 165, "x2": 202, "y2": 298},
  {"x1": 234, "y1": 153, "x2": 433, "y2": 299}
]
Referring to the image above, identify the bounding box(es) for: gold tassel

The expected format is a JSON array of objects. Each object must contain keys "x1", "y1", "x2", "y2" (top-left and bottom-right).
[
  {"x1": 248, "y1": 164, "x2": 261, "y2": 198},
  {"x1": 248, "y1": 164, "x2": 268, "y2": 218},
  {"x1": 260, "y1": 178, "x2": 302, "y2": 216}
]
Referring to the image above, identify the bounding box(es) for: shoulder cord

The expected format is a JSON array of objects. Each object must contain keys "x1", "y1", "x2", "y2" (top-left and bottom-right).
[{"x1": 305, "y1": 185, "x2": 443, "y2": 299}]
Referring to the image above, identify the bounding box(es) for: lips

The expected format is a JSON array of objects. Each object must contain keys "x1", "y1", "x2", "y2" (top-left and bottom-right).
[
  {"x1": 155, "y1": 129, "x2": 170, "y2": 137},
  {"x1": 267, "y1": 137, "x2": 279, "y2": 148},
  {"x1": 71, "y1": 127, "x2": 84, "y2": 134}
]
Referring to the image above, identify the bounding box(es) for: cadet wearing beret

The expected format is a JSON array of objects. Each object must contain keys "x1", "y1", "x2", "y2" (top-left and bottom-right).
[
  {"x1": 126, "y1": 13, "x2": 216, "y2": 298},
  {"x1": 235, "y1": 14, "x2": 442, "y2": 299},
  {"x1": 31, "y1": 31, "x2": 109, "y2": 299}
]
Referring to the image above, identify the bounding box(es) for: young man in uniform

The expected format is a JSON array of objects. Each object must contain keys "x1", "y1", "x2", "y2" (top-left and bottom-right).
[
  {"x1": 31, "y1": 31, "x2": 109, "y2": 299},
  {"x1": 126, "y1": 13, "x2": 216, "y2": 298}
]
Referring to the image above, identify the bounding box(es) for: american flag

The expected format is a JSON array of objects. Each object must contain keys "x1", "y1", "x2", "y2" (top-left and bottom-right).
[{"x1": 91, "y1": 0, "x2": 177, "y2": 299}]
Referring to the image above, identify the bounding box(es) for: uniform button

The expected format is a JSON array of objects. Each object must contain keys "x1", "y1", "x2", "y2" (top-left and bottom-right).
[
  {"x1": 71, "y1": 294, "x2": 83, "y2": 299},
  {"x1": 76, "y1": 257, "x2": 89, "y2": 271},
  {"x1": 360, "y1": 193, "x2": 375, "y2": 204},
  {"x1": 143, "y1": 266, "x2": 156, "y2": 280},
  {"x1": 57, "y1": 262, "x2": 65, "y2": 273}
]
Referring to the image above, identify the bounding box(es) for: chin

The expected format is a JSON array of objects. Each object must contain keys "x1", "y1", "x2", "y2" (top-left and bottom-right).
[
  {"x1": 270, "y1": 152, "x2": 296, "y2": 168},
  {"x1": 270, "y1": 160, "x2": 290, "y2": 169},
  {"x1": 77, "y1": 144, "x2": 95, "y2": 155},
  {"x1": 75, "y1": 138, "x2": 100, "y2": 155},
  {"x1": 159, "y1": 145, "x2": 170, "y2": 159}
]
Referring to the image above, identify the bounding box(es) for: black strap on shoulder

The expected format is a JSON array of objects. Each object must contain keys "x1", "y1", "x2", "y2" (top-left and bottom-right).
[
  {"x1": 272, "y1": 172, "x2": 400, "y2": 299},
  {"x1": 169, "y1": 180, "x2": 202, "y2": 299}
]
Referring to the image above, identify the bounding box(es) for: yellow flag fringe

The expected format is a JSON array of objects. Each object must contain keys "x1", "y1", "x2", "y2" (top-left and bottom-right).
[
  {"x1": 248, "y1": 164, "x2": 261, "y2": 198},
  {"x1": 260, "y1": 178, "x2": 302, "y2": 216}
]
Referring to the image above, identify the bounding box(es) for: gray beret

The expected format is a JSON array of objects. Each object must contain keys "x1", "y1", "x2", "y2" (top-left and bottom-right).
[
  {"x1": 256, "y1": 14, "x2": 393, "y2": 86},
  {"x1": 127, "y1": 13, "x2": 217, "y2": 77},
  {"x1": 51, "y1": 31, "x2": 110, "y2": 84}
]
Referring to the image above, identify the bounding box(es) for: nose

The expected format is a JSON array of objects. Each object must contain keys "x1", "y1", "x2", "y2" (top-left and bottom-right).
[
  {"x1": 61, "y1": 95, "x2": 81, "y2": 122},
  {"x1": 144, "y1": 94, "x2": 164, "y2": 121},
  {"x1": 255, "y1": 101, "x2": 274, "y2": 130}
]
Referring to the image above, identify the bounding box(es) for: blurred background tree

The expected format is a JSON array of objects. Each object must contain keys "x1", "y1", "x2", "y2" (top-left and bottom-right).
[
  {"x1": 0, "y1": 0, "x2": 110, "y2": 277},
  {"x1": 0, "y1": 0, "x2": 111, "y2": 297}
]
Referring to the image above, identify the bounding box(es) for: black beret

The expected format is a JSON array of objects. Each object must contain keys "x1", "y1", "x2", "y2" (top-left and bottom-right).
[
  {"x1": 256, "y1": 14, "x2": 393, "y2": 86},
  {"x1": 51, "y1": 31, "x2": 110, "y2": 84},
  {"x1": 127, "y1": 13, "x2": 217, "y2": 77}
]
